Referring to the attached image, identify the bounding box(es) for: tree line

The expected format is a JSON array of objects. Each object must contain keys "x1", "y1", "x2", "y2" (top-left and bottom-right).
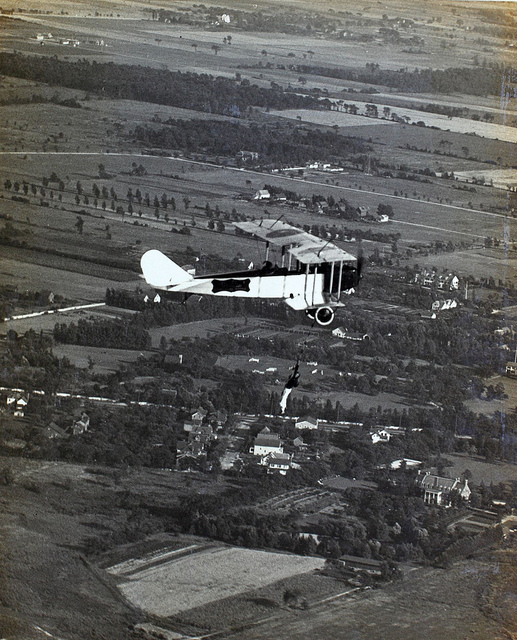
[
  {"x1": 53, "y1": 318, "x2": 151, "y2": 350},
  {"x1": 288, "y1": 62, "x2": 506, "y2": 96}
]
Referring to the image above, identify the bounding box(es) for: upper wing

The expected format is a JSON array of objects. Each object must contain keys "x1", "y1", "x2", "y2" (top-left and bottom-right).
[{"x1": 234, "y1": 219, "x2": 356, "y2": 264}]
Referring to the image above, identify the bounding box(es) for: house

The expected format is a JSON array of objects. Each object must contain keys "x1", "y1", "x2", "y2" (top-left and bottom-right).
[
  {"x1": 176, "y1": 440, "x2": 205, "y2": 460},
  {"x1": 262, "y1": 451, "x2": 292, "y2": 474},
  {"x1": 7, "y1": 394, "x2": 29, "y2": 417},
  {"x1": 253, "y1": 189, "x2": 270, "y2": 200},
  {"x1": 437, "y1": 273, "x2": 460, "y2": 290},
  {"x1": 390, "y1": 458, "x2": 421, "y2": 470},
  {"x1": 414, "y1": 269, "x2": 459, "y2": 291},
  {"x1": 71, "y1": 412, "x2": 89, "y2": 436},
  {"x1": 188, "y1": 424, "x2": 215, "y2": 447},
  {"x1": 338, "y1": 555, "x2": 384, "y2": 576},
  {"x1": 416, "y1": 471, "x2": 471, "y2": 506},
  {"x1": 331, "y1": 327, "x2": 369, "y2": 341},
  {"x1": 42, "y1": 422, "x2": 69, "y2": 440},
  {"x1": 208, "y1": 410, "x2": 227, "y2": 427},
  {"x1": 507, "y1": 361, "x2": 517, "y2": 377},
  {"x1": 191, "y1": 409, "x2": 207, "y2": 425},
  {"x1": 295, "y1": 416, "x2": 319, "y2": 430},
  {"x1": 236, "y1": 150, "x2": 259, "y2": 161},
  {"x1": 293, "y1": 436, "x2": 307, "y2": 450},
  {"x1": 370, "y1": 429, "x2": 391, "y2": 444},
  {"x1": 431, "y1": 298, "x2": 458, "y2": 312},
  {"x1": 250, "y1": 427, "x2": 283, "y2": 456}
]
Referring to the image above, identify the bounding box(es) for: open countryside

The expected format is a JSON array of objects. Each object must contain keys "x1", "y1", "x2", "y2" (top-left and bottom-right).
[{"x1": 0, "y1": 1, "x2": 516, "y2": 639}]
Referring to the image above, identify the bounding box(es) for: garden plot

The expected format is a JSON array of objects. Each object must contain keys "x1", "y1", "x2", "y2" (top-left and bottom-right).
[{"x1": 117, "y1": 546, "x2": 325, "y2": 617}]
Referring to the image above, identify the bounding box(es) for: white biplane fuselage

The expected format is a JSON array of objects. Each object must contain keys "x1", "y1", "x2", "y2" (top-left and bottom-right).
[{"x1": 141, "y1": 220, "x2": 361, "y2": 326}]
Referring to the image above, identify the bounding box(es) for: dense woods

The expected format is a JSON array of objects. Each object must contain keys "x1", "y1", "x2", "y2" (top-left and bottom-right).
[
  {"x1": 132, "y1": 119, "x2": 369, "y2": 165},
  {"x1": 0, "y1": 52, "x2": 317, "y2": 115}
]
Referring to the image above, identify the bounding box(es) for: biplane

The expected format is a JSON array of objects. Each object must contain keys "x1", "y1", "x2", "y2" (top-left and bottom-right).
[{"x1": 140, "y1": 219, "x2": 362, "y2": 326}]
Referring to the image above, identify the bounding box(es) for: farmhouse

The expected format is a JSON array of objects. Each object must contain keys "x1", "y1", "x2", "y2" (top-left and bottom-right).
[
  {"x1": 250, "y1": 427, "x2": 283, "y2": 456},
  {"x1": 339, "y1": 555, "x2": 385, "y2": 576},
  {"x1": 295, "y1": 416, "x2": 319, "y2": 430},
  {"x1": 416, "y1": 471, "x2": 471, "y2": 506}
]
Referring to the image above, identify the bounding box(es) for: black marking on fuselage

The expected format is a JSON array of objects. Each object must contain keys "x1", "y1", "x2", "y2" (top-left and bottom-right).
[{"x1": 212, "y1": 278, "x2": 251, "y2": 294}]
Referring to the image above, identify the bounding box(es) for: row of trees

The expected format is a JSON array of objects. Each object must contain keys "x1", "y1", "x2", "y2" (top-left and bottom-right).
[{"x1": 290, "y1": 62, "x2": 507, "y2": 96}]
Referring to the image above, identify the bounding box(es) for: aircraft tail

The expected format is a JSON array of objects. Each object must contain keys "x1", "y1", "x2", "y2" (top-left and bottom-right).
[{"x1": 141, "y1": 250, "x2": 194, "y2": 288}]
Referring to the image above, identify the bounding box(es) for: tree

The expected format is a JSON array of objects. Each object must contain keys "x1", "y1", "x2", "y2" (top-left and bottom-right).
[
  {"x1": 212, "y1": 44, "x2": 221, "y2": 55},
  {"x1": 75, "y1": 216, "x2": 84, "y2": 235},
  {"x1": 377, "y1": 203, "x2": 394, "y2": 218}
]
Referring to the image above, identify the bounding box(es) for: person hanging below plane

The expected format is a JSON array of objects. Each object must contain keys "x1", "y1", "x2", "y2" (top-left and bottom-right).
[{"x1": 279, "y1": 358, "x2": 300, "y2": 414}]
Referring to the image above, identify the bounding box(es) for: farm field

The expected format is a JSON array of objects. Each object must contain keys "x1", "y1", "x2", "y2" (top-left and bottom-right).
[
  {"x1": 295, "y1": 388, "x2": 427, "y2": 412},
  {"x1": 270, "y1": 108, "x2": 517, "y2": 144},
  {"x1": 222, "y1": 558, "x2": 505, "y2": 640},
  {"x1": 442, "y1": 453, "x2": 517, "y2": 487},
  {"x1": 51, "y1": 343, "x2": 152, "y2": 373},
  {"x1": 116, "y1": 546, "x2": 326, "y2": 617},
  {"x1": 0, "y1": 255, "x2": 139, "y2": 303}
]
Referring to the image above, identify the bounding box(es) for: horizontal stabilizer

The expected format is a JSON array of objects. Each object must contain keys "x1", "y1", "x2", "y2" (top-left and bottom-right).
[{"x1": 141, "y1": 250, "x2": 194, "y2": 288}]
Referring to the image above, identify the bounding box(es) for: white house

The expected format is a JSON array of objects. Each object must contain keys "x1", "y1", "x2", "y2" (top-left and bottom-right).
[
  {"x1": 71, "y1": 412, "x2": 89, "y2": 436},
  {"x1": 390, "y1": 458, "x2": 422, "y2": 470},
  {"x1": 253, "y1": 189, "x2": 270, "y2": 200},
  {"x1": 295, "y1": 416, "x2": 319, "y2": 430},
  {"x1": 416, "y1": 471, "x2": 471, "y2": 506},
  {"x1": 371, "y1": 429, "x2": 391, "y2": 444},
  {"x1": 262, "y1": 451, "x2": 292, "y2": 475},
  {"x1": 332, "y1": 327, "x2": 369, "y2": 341},
  {"x1": 251, "y1": 427, "x2": 283, "y2": 456}
]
